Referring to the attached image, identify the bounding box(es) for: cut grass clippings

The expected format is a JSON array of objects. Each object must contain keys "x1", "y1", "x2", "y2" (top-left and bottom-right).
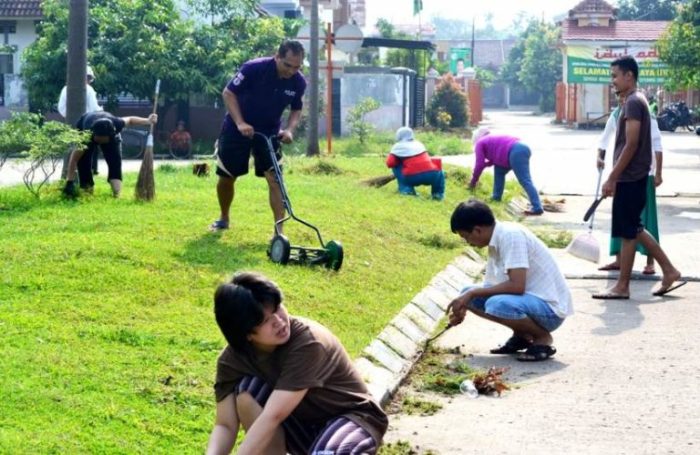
[
  {"x1": 379, "y1": 440, "x2": 439, "y2": 455},
  {"x1": 0, "y1": 153, "x2": 517, "y2": 453},
  {"x1": 533, "y1": 228, "x2": 574, "y2": 249}
]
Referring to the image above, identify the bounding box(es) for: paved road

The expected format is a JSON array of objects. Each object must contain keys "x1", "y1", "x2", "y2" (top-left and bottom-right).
[
  {"x1": 443, "y1": 110, "x2": 700, "y2": 197},
  {"x1": 384, "y1": 109, "x2": 700, "y2": 454}
]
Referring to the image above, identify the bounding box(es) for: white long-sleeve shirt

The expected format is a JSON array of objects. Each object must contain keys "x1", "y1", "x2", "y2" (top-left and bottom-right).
[
  {"x1": 57, "y1": 84, "x2": 102, "y2": 118},
  {"x1": 597, "y1": 106, "x2": 662, "y2": 175}
]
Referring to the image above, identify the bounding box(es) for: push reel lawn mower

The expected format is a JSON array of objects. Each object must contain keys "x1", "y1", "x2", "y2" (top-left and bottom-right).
[{"x1": 256, "y1": 133, "x2": 344, "y2": 271}]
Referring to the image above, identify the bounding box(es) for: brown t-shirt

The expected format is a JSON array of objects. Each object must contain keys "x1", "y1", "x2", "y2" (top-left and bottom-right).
[
  {"x1": 613, "y1": 91, "x2": 652, "y2": 182},
  {"x1": 214, "y1": 316, "x2": 388, "y2": 446}
]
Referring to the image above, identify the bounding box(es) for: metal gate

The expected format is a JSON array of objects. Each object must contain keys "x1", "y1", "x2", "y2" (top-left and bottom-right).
[{"x1": 412, "y1": 76, "x2": 425, "y2": 127}]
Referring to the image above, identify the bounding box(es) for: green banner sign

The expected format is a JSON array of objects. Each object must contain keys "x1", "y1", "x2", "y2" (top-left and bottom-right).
[
  {"x1": 449, "y1": 48, "x2": 472, "y2": 75},
  {"x1": 566, "y1": 46, "x2": 668, "y2": 84}
]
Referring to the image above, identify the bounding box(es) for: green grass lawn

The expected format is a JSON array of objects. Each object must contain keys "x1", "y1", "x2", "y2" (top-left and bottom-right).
[{"x1": 0, "y1": 152, "x2": 513, "y2": 453}]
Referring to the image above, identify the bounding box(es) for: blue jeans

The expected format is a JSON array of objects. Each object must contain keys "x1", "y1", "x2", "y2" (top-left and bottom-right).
[
  {"x1": 492, "y1": 143, "x2": 542, "y2": 212},
  {"x1": 461, "y1": 285, "x2": 564, "y2": 333},
  {"x1": 392, "y1": 166, "x2": 445, "y2": 200}
]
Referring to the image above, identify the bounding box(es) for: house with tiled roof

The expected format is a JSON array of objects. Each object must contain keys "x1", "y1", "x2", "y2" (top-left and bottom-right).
[
  {"x1": 0, "y1": 0, "x2": 42, "y2": 117},
  {"x1": 558, "y1": 0, "x2": 671, "y2": 125}
]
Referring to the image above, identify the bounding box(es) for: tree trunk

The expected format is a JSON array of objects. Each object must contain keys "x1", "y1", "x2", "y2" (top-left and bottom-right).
[
  {"x1": 306, "y1": 0, "x2": 320, "y2": 156},
  {"x1": 61, "y1": 0, "x2": 88, "y2": 179}
]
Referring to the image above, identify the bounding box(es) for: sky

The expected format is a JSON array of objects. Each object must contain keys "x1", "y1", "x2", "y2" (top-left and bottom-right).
[{"x1": 364, "y1": 0, "x2": 623, "y2": 31}]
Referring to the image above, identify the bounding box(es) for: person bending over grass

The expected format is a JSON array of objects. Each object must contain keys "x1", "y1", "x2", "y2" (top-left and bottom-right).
[
  {"x1": 386, "y1": 126, "x2": 445, "y2": 200},
  {"x1": 469, "y1": 127, "x2": 543, "y2": 216},
  {"x1": 447, "y1": 199, "x2": 573, "y2": 361},
  {"x1": 62, "y1": 111, "x2": 157, "y2": 198},
  {"x1": 206, "y1": 272, "x2": 387, "y2": 455}
]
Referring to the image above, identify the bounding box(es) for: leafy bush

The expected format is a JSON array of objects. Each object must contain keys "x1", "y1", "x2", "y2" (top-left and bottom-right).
[
  {"x1": 0, "y1": 113, "x2": 90, "y2": 197},
  {"x1": 426, "y1": 74, "x2": 469, "y2": 129},
  {"x1": 347, "y1": 97, "x2": 381, "y2": 144},
  {"x1": 0, "y1": 112, "x2": 42, "y2": 170},
  {"x1": 24, "y1": 121, "x2": 90, "y2": 197}
]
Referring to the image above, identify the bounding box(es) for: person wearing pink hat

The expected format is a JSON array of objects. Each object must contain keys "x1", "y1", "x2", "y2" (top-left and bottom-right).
[{"x1": 469, "y1": 127, "x2": 543, "y2": 216}]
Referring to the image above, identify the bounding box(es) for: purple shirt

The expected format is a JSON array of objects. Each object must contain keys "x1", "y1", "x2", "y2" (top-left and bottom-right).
[
  {"x1": 469, "y1": 134, "x2": 520, "y2": 187},
  {"x1": 221, "y1": 57, "x2": 306, "y2": 136}
]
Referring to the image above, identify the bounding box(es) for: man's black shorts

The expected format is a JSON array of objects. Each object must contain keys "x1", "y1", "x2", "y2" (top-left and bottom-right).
[
  {"x1": 611, "y1": 176, "x2": 648, "y2": 239},
  {"x1": 216, "y1": 132, "x2": 281, "y2": 178}
]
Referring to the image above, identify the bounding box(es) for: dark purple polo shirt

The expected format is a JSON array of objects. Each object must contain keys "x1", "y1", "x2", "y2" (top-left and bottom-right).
[{"x1": 221, "y1": 57, "x2": 306, "y2": 137}]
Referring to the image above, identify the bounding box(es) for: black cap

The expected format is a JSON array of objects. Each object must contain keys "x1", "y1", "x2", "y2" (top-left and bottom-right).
[{"x1": 91, "y1": 118, "x2": 116, "y2": 137}]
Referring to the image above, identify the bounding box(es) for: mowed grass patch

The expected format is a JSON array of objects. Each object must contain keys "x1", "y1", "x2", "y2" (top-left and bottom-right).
[{"x1": 0, "y1": 156, "x2": 514, "y2": 453}]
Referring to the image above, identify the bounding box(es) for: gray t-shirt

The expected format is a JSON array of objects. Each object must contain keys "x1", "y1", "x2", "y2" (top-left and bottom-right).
[{"x1": 613, "y1": 91, "x2": 652, "y2": 182}]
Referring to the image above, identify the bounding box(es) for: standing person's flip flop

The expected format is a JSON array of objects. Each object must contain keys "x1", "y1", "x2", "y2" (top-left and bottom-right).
[
  {"x1": 591, "y1": 291, "x2": 629, "y2": 300},
  {"x1": 652, "y1": 280, "x2": 687, "y2": 296},
  {"x1": 598, "y1": 263, "x2": 620, "y2": 271}
]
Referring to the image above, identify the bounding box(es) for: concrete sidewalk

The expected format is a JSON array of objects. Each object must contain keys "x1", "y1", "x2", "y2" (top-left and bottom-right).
[
  {"x1": 381, "y1": 196, "x2": 700, "y2": 454},
  {"x1": 384, "y1": 279, "x2": 699, "y2": 454}
]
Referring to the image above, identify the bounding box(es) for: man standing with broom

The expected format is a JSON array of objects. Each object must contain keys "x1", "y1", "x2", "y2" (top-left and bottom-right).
[
  {"x1": 592, "y1": 56, "x2": 684, "y2": 299},
  {"x1": 62, "y1": 111, "x2": 158, "y2": 198},
  {"x1": 209, "y1": 40, "x2": 306, "y2": 233}
]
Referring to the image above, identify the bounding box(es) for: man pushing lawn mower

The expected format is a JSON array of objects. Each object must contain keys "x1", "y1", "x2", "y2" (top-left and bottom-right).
[{"x1": 210, "y1": 40, "x2": 306, "y2": 234}]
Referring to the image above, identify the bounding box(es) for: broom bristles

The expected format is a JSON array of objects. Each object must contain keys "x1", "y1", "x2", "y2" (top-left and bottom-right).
[
  {"x1": 566, "y1": 232, "x2": 600, "y2": 263},
  {"x1": 361, "y1": 175, "x2": 396, "y2": 188},
  {"x1": 135, "y1": 146, "x2": 155, "y2": 201}
]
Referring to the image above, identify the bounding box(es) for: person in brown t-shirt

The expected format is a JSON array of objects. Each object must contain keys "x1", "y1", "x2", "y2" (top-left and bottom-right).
[
  {"x1": 206, "y1": 272, "x2": 388, "y2": 455},
  {"x1": 593, "y1": 56, "x2": 685, "y2": 300}
]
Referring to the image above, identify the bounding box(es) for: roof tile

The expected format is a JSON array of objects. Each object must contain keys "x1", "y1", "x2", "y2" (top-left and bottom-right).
[
  {"x1": 0, "y1": 1, "x2": 43, "y2": 18},
  {"x1": 561, "y1": 19, "x2": 670, "y2": 41}
]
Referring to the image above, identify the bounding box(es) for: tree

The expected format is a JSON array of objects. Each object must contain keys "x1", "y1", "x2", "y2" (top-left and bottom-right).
[
  {"x1": 375, "y1": 18, "x2": 431, "y2": 76},
  {"x1": 426, "y1": 74, "x2": 469, "y2": 129},
  {"x1": 22, "y1": 0, "x2": 288, "y2": 117},
  {"x1": 519, "y1": 22, "x2": 561, "y2": 112},
  {"x1": 431, "y1": 16, "x2": 471, "y2": 40},
  {"x1": 501, "y1": 21, "x2": 561, "y2": 112},
  {"x1": 63, "y1": 0, "x2": 87, "y2": 178},
  {"x1": 657, "y1": 0, "x2": 700, "y2": 89},
  {"x1": 616, "y1": 0, "x2": 684, "y2": 20},
  {"x1": 346, "y1": 98, "x2": 381, "y2": 144}
]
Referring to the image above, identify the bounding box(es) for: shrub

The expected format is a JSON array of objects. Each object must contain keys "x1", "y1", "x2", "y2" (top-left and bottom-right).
[
  {"x1": 426, "y1": 74, "x2": 469, "y2": 129},
  {"x1": 0, "y1": 112, "x2": 41, "y2": 171},
  {"x1": 347, "y1": 97, "x2": 381, "y2": 144},
  {"x1": 23, "y1": 121, "x2": 90, "y2": 197}
]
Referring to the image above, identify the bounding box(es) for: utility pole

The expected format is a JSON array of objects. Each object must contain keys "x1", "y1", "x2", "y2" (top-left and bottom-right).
[
  {"x1": 306, "y1": 0, "x2": 320, "y2": 156},
  {"x1": 62, "y1": 0, "x2": 88, "y2": 178}
]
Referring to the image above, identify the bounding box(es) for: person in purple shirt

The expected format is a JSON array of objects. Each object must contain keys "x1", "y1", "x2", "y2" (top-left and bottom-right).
[
  {"x1": 469, "y1": 128, "x2": 543, "y2": 216},
  {"x1": 210, "y1": 40, "x2": 307, "y2": 233}
]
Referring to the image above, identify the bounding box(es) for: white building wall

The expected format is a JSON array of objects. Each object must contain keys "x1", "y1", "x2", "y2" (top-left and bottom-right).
[{"x1": 10, "y1": 20, "x2": 38, "y2": 75}]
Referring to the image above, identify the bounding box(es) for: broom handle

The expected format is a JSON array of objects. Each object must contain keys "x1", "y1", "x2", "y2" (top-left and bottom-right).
[
  {"x1": 589, "y1": 168, "x2": 603, "y2": 230},
  {"x1": 149, "y1": 79, "x2": 160, "y2": 137},
  {"x1": 145, "y1": 80, "x2": 160, "y2": 148}
]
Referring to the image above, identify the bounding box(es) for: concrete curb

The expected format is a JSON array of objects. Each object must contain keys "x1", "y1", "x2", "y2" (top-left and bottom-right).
[{"x1": 353, "y1": 252, "x2": 485, "y2": 405}]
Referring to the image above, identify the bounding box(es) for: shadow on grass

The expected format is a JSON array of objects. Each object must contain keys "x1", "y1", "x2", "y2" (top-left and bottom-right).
[{"x1": 176, "y1": 232, "x2": 267, "y2": 272}]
